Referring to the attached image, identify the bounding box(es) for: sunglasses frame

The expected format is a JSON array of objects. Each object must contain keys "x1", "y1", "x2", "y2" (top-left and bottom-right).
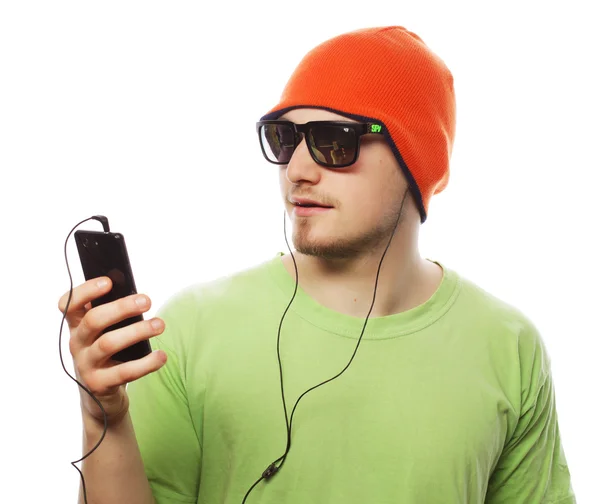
[{"x1": 256, "y1": 120, "x2": 385, "y2": 168}]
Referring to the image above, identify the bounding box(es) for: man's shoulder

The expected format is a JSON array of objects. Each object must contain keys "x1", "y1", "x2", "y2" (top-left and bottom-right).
[
  {"x1": 447, "y1": 268, "x2": 550, "y2": 386},
  {"x1": 451, "y1": 267, "x2": 541, "y2": 344}
]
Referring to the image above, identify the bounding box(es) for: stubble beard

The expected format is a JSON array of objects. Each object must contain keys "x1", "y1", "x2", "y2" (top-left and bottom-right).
[{"x1": 290, "y1": 200, "x2": 406, "y2": 261}]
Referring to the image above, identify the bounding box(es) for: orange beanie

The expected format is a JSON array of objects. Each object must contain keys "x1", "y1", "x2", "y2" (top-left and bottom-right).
[{"x1": 260, "y1": 26, "x2": 456, "y2": 223}]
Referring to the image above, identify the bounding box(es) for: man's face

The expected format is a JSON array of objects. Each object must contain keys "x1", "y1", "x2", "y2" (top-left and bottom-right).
[{"x1": 278, "y1": 108, "x2": 412, "y2": 260}]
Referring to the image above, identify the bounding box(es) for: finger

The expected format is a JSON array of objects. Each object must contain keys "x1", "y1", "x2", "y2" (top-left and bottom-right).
[
  {"x1": 88, "y1": 317, "x2": 164, "y2": 365},
  {"x1": 58, "y1": 277, "x2": 113, "y2": 326},
  {"x1": 85, "y1": 349, "x2": 168, "y2": 394},
  {"x1": 76, "y1": 293, "x2": 152, "y2": 348}
]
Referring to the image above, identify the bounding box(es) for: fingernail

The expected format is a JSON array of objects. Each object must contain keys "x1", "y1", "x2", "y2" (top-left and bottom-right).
[
  {"x1": 135, "y1": 296, "x2": 148, "y2": 307},
  {"x1": 151, "y1": 319, "x2": 162, "y2": 330},
  {"x1": 97, "y1": 279, "x2": 108, "y2": 288}
]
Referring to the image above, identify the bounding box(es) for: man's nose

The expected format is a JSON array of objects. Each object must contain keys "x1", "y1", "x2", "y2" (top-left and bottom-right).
[{"x1": 285, "y1": 137, "x2": 324, "y2": 182}]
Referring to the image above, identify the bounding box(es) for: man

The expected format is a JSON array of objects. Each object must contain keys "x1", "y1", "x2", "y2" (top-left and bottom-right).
[{"x1": 61, "y1": 26, "x2": 576, "y2": 503}]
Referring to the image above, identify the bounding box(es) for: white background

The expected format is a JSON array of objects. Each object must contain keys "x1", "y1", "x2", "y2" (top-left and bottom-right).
[{"x1": 1, "y1": 1, "x2": 598, "y2": 502}]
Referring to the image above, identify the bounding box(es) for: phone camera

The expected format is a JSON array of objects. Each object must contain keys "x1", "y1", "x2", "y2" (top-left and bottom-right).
[{"x1": 83, "y1": 238, "x2": 89, "y2": 247}]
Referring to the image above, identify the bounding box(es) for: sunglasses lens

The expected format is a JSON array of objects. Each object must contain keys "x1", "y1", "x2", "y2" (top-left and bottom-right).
[
  {"x1": 308, "y1": 125, "x2": 357, "y2": 166},
  {"x1": 260, "y1": 124, "x2": 296, "y2": 163}
]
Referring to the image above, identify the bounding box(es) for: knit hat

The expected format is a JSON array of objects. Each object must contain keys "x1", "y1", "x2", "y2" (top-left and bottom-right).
[{"x1": 260, "y1": 26, "x2": 456, "y2": 223}]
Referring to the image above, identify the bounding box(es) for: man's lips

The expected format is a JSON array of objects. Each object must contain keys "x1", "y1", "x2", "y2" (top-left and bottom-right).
[
  {"x1": 290, "y1": 197, "x2": 333, "y2": 208},
  {"x1": 293, "y1": 205, "x2": 333, "y2": 216}
]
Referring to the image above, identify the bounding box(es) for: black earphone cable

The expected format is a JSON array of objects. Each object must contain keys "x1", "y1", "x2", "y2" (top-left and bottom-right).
[
  {"x1": 242, "y1": 189, "x2": 409, "y2": 503},
  {"x1": 59, "y1": 215, "x2": 110, "y2": 504}
]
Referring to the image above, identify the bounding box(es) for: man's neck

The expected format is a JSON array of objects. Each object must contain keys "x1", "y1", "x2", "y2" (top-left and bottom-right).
[{"x1": 280, "y1": 251, "x2": 443, "y2": 318}]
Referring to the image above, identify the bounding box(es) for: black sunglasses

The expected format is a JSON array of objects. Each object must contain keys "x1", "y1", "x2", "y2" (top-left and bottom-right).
[{"x1": 256, "y1": 120, "x2": 385, "y2": 168}]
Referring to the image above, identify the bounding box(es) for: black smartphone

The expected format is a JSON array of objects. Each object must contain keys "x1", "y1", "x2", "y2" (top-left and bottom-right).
[{"x1": 74, "y1": 229, "x2": 152, "y2": 362}]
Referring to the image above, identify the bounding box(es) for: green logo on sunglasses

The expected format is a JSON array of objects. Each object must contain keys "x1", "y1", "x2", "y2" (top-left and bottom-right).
[{"x1": 371, "y1": 124, "x2": 382, "y2": 133}]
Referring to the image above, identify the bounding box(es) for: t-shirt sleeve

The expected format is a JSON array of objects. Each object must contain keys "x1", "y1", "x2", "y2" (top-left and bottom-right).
[
  {"x1": 485, "y1": 321, "x2": 576, "y2": 504},
  {"x1": 127, "y1": 289, "x2": 202, "y2": 504}
]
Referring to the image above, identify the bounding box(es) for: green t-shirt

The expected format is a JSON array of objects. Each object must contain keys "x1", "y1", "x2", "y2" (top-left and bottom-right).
[{"x1": 128, "y1": 253, "x2": 576, "y2": 503}]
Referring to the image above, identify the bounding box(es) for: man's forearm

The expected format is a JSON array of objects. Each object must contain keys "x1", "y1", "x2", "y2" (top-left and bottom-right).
[{"x1": 78, "y1": 411, "x2": 155, "y2": 504}]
